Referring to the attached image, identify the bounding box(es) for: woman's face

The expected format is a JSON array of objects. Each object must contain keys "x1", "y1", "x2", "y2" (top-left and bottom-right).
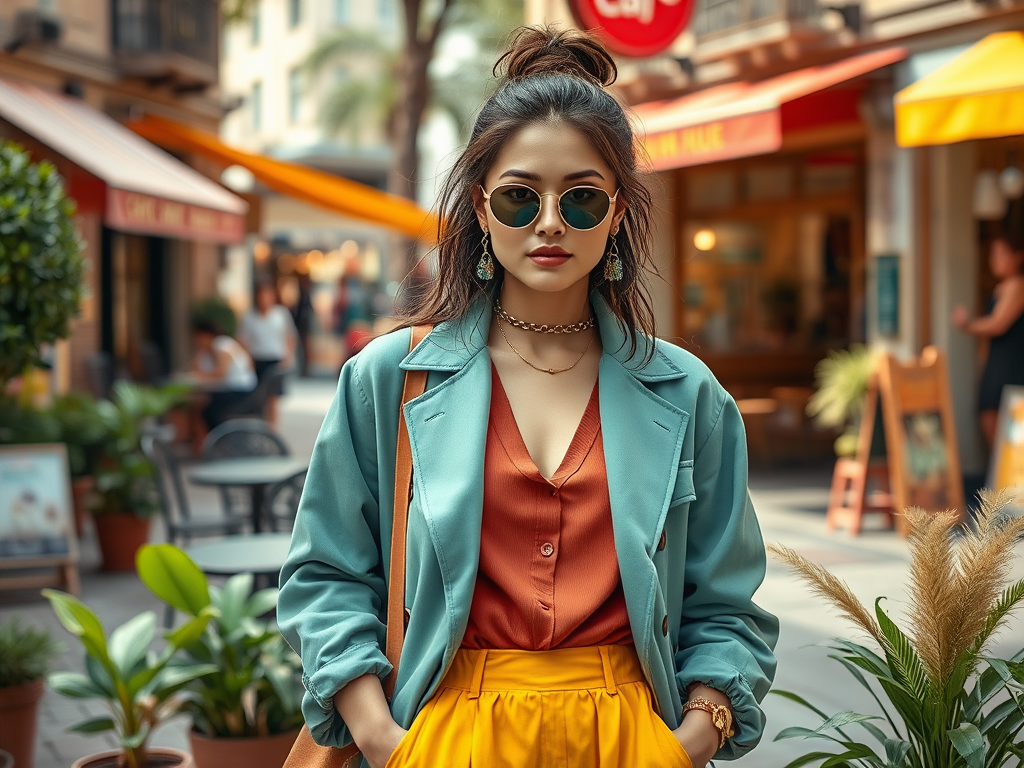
[
  {"x1": 474, "y1": 120, "x2": 626, "y2": 295},
  {"x1": 990, "y1": 240, "x2": 1024, "y2": 279},
  {"x1": 256, "y1": 285, "x2": 275, "y2": 311}
]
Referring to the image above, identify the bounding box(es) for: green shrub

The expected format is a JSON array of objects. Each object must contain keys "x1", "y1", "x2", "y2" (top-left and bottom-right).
[
  {"x1": 0, "y1": 616, "x2": 62, "y2": 688},
  {"x1": 191, "y1": 296, "x2": 238, "y2": 338},
  {"x1": 0, "y1": 141, "x2": 85, "y2": 390}
]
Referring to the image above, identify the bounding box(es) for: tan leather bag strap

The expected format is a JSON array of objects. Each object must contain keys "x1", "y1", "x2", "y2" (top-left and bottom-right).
[{"x1": 283, "y1": 324, "x2": 432, "y2": 768}]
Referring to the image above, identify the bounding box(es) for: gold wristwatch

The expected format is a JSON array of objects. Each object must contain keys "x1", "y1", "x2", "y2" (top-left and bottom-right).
[{"x1": 681, "y1": 697, "x2": 735, "y2": 749}]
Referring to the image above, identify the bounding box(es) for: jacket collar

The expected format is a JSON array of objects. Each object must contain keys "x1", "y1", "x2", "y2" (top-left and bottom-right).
[{"x1": 401, "y1": 293, "x2": 687, "y2": 383}]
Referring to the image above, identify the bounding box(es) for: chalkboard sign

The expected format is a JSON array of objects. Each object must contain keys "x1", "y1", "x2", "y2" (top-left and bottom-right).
[
  {"x1": 879, "y1": 347, "x2": 965, "y2": 532},
  {"x1": 988, "y1": 385, "x2": 1024, "y2": 516},
  {"x1": 0, "y1": 444, "x2": 80, "y2": 595}
]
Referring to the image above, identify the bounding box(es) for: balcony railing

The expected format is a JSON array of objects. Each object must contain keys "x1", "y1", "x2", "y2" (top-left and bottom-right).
[
  {"x1": 693, "y1": 0, "x2": 821, "y2": 41},
  {"x1": 113, "y1": 0, "x2": 219, "y2": 88}
]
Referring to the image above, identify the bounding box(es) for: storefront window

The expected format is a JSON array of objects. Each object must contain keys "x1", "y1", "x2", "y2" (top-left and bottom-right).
[{"x1": 680, "y1": 149, "x2": 862, "y2": 365}]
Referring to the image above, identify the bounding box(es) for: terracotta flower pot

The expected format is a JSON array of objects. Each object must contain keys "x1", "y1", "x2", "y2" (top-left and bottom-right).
[
  {"x1": 71, "y1": 747, "x2": 192, "y2": 768},
  {"x1": 70, "y1": 476, "x2": 95, "y2": 538},
  {"x1": 0, "y1": 678, "x2": 44, "y2": 768},
  {"x1": 92, "y1": 513, "x2": 152, "y2": 572},
  {"x1": 189, "y1": 729, "x2": 301, "y2": 768}
]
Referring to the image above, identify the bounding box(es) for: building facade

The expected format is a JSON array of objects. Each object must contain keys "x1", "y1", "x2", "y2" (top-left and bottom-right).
[
  {"x1": 0, "y1": 0, "x2": 249, "y2": 392},
  {"x1": 527, "y1": 0, "x2": 1024, "y2": 474}
]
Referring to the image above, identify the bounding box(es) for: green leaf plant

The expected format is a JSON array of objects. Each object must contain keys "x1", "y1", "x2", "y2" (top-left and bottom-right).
[
  {"x1": 42, "y1": 589, "x2": 218, "y2": 768},
  {"x1": 768, "y1": 490, "x2": 1024, "y2": 768},
  {"x1": 136, "y1": 543, "x2": 305, "y2": 738}
]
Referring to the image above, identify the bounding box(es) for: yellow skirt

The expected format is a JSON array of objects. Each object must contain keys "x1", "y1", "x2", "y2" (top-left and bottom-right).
[{"x1": 385, "y1": 645, "x2": 692, "y2": 768}]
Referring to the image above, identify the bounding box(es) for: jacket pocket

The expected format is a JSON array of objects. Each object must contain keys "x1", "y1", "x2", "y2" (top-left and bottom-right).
[{"x1": 669, "y1": 460, "x2": 696, "y2": 507}]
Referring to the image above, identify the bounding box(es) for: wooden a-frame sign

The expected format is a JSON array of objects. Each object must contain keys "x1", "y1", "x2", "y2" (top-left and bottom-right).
[{"x1": 827, "y1": 346, "x2": 965, "y2": 536}]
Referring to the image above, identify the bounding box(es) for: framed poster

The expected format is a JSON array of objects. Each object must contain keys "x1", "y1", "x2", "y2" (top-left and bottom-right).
[
  {"x1": 0, "y1": 444, "x2": 80, "y2": 595},
  {"x1": 988, "y1": 385, "x2": 1024, "y2": 516},
  {"x1": 876, "y1": 254, "x2": 900, "y2": 337},
  {"x1": 878, "y1": 347, "x2": 965, "y2": 533}
]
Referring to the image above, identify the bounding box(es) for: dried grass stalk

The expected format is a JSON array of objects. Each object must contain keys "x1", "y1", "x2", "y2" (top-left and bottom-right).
[{"x1": 767, "y1": 543, "x2": 882, "y2": 645}]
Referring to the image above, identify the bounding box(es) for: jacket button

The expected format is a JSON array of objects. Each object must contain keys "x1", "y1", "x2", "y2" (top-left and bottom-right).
[
  {"x1": 658, "y1": 531, "x2": 667, "y2": 551},
  {"x1": 662, "y1": 616, "x2": 669, "y2": 636}
]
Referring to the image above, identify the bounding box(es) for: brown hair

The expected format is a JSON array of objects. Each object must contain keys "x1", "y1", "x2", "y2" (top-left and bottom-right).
[{"x1": 401, "y1": 26, "x2": 657, "y2": 358}]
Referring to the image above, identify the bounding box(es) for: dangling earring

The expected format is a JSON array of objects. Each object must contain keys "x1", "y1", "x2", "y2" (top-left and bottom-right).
[
  {"x1": 476, "y1": 231, "x2": 494, "y2": 281},
  {"x1": 604, "y1": 233, "x2": 623, "y2": 282}
]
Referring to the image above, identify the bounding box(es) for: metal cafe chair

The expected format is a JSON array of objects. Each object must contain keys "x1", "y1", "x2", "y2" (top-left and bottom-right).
[{"x1": 201, "y1": 418, "x2": 290, "y2": 523}]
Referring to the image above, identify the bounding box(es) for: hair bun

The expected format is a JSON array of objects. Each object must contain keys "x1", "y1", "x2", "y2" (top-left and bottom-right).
[{"x1": 495, "y1": 26, "x2": 617, "y2": 88}]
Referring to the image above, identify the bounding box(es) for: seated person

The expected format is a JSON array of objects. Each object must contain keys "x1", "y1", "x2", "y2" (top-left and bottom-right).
[{"x1": 190, "y1": 319, "x2": 257, "y2": 432}]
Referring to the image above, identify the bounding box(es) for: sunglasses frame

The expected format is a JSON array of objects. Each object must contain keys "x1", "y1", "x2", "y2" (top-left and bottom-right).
[{"x1": 479, "y1": 183, "x2": 619, "y2": 231}]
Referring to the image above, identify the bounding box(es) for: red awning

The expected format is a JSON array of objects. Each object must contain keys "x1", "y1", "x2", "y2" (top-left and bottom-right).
[
  {"x1": 632, "y1": 48, "x2": 907, "y2": 170},
  {"x1": 0, "y1": 79, "x2": 247, "y2": 244}
]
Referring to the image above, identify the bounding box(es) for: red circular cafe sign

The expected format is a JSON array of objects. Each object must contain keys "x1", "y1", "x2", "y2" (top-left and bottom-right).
[{"x1": 568, "y1": 0, "x2": 695, "y2": 58}]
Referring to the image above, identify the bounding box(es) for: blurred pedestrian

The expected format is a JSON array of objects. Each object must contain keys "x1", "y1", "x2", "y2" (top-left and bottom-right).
[
  {"x1": 292, "y1": 274, "x2": 315, "y2": 376},
  {"x1": 240, "y1": 280, "x2": 297, "y2": 426},
  {"x1": 279, "y1": 26, "x2": 776, "y2": 768},
  {"x1": 952, "y1": 235, "x2": 1024, "y2": 447},
  {"x1": 189, "y1": 318, "x2": 256, "y2": 440}
]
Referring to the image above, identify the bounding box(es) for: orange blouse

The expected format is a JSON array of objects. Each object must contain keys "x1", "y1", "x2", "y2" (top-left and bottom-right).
[{"x1": 461, "y1": 367, "x2": 633, "y2": 651}]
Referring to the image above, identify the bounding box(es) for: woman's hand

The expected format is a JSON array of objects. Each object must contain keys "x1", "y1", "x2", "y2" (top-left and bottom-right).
[
  {"x1": 951, "y1": 305, "x2": 971, "y2": 329},
  {"x1": 357, "y1": 719, "x2": 407, "y2": 768},
  {"x1": 672, "y1": 711, "x2": 720, "y2": 768}
]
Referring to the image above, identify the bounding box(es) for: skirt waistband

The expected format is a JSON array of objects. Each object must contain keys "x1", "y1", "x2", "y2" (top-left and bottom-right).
[{"x1": 443, "y1": 645, "x2": 645, "y2": 698}]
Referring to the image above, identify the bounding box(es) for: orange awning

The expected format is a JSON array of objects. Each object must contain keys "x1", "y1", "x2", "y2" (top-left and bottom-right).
[
  {"x1": 632, "y1": 48, "x2": 906, "y2": 170},
  {"x1": 129, "y1": 114, "x2": 438, "y2": 241}
]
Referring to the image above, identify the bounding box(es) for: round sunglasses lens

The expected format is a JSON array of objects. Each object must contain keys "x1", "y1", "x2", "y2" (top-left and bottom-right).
[
  {"x1": 490, "y1": 186, "x2": 541, "y2": 228},
  {"x1": 559, "y1": 188, "x2": 611, "y2": 230}
]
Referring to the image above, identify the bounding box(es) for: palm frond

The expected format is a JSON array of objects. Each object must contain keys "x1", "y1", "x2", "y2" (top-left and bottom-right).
[
  {"x1": 768, "y1": 544, "x2": 882, "y2": 644},
  {"x1": 806, "y1": 345, "x2": 874, "y2": 429},
  {"x1": 303, "y1": 28, "x2": 397, "y2": 77}
]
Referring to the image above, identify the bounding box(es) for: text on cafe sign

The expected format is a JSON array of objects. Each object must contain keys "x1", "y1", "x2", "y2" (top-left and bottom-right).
[
  {"x1": 643, "y1": 111, "x2": 782, "y2": 170},
  {"x1": 106, "y1": 188, "x2": 245, "y2": 245},
  {"x1": 568, "y1": 0, "x2": 695, "y2": 57}
]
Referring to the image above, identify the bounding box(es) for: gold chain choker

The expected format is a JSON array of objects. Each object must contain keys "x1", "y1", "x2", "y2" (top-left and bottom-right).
[{"x1": 494, "y1": 302, "x2": 594, "y2": 334}]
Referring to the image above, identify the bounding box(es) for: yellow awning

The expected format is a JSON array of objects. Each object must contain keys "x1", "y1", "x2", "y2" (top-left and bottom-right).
[
  {"x1": 895, "y1": 32, "x2": 1024, "y2": 147},
  {"x1": 129, "y1": 114, "x2": 438, "y2": 241}
]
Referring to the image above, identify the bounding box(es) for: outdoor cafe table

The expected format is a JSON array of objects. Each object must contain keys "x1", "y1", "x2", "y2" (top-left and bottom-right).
[
  {"x1": 187, "y1": 456, "x2": 308, "y2": 533},
  {"x1": 183, "y1": 532, "x2": 293, "y2": 594}
]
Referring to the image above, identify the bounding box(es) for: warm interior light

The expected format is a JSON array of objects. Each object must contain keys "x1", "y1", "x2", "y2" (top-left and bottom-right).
[
  {"x1": 253, "y1": 241, "x2": 271, "y2": 262},
  {"x1": 693, "y1": 229, "x2": 717, "y2": 251}
]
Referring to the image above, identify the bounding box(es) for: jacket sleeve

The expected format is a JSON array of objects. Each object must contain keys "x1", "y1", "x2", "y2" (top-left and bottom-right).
[
  {"x1": 278, "y1": 359, "x2": 390, "y2": 748},
  {"x1": 674, "y1": 388, "x2": 779, "y2": 760}
]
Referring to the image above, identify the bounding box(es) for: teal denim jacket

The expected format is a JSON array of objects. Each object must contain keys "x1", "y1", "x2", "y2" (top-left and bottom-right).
[{"x1": 278, "y1": 296, "x2": 779, "y2": 762}]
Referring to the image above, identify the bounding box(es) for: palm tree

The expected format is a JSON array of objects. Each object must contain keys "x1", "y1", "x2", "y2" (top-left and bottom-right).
[{"x1": 303, "y1": 0, "x2": 521, "y2": 203}]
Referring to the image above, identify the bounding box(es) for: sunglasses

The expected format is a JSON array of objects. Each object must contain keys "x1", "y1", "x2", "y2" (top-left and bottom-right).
[{"x1": 480, "y1": 183, "x2": 618, "y2": 231}]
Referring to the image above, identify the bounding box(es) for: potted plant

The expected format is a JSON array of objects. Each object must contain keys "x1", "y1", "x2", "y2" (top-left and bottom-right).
[
  {"x1": 768, "y1": 489, "x2": 1024, "y2": 767},
  {"x1": 91, "y1": 381, "x2": 189, "y2": 571},
  {"x1": 0, "y1": 141, "x2": 85, "y2": 394},
  {"x1": 42, "y1": 587, "x2": 219, "y2": 768},
  {"x1": 51, "y1": 392, "x2": 110, "y2": 537},
  {"x1": 0, "y1": 617, "x2": 62, "y2": 768},
  {"x1": 806, "y1": 344, "x2": 875, "y2": 458},
  {"x1": 136, "y1": 544, "x2": 305, "y2": 768}
]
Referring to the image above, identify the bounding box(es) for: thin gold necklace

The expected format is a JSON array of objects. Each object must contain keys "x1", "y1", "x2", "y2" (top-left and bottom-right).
[{"x1": 496, "y1": 315, "x2": 595, "y2": 375}]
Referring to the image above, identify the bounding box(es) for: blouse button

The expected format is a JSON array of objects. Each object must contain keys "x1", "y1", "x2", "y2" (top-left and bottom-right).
[
  {"x1": 662, "y1": 615, "x2": 669, "y2": 635},
  {"x1": 540, "y1": 542, "x2": 555, "y2": 557}
]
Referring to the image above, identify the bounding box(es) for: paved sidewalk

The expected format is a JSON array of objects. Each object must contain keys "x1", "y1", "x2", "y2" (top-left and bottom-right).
[{"x1": 2, "y1": 377, "x2": 1021, "y2": 768}]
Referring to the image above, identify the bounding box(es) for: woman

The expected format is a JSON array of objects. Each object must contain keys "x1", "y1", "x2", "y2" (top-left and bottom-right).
[
  {"x1": 240, "y1": 281, "x2": 298, "y2": 426},
  {"x1": 189, "y1": 318, "x2": 257, "y2": 434},
  {"x1": 279, "y1": 27, "x2": 778, "y2": 768},
  {"x1": 952, "y1": 235, "x2": 1024, "y2": 447}
]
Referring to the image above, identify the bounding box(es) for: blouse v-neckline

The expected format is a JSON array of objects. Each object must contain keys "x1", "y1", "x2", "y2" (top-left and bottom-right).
[{"x1": 489, "y1": 364, "x2": 601, "y2": 485}]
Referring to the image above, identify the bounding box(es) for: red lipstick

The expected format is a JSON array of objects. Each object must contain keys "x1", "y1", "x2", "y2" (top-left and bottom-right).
[{"x1": 528, "y1": 245, "x2": 571, "y2": 267}]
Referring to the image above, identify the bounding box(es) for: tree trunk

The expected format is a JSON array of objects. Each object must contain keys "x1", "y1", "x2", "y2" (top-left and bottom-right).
[{"x1": 388, "y1": 0, "x2": 453, "y2": 277}]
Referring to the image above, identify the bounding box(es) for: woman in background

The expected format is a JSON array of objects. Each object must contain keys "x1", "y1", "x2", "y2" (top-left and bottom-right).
[
  {"x1": 240, "y1": 281, "x2": 298, "y2": 426},
  {"x1": 953, "y1": 235, "x2": 1024, "y2": 447}
]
